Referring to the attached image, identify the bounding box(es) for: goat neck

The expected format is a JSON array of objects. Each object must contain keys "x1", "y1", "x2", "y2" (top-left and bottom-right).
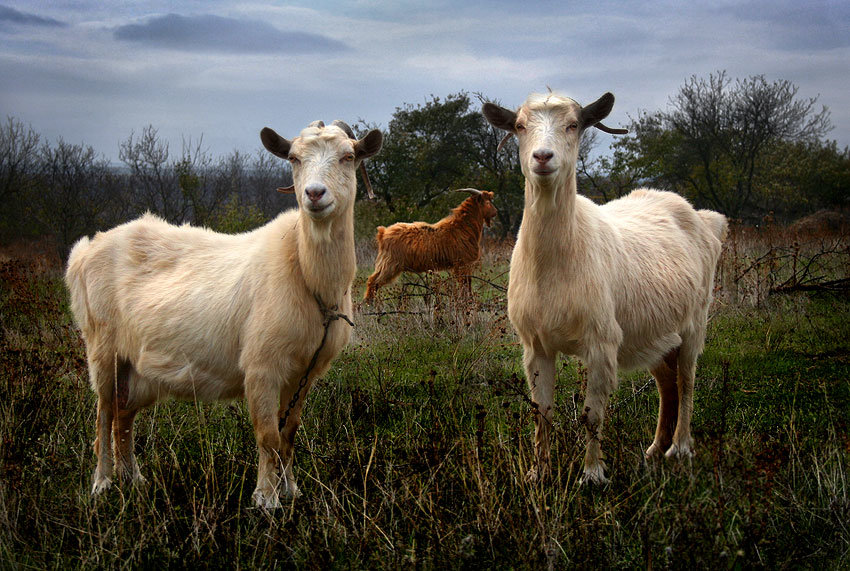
[
  {"x1": 294, "y1": 193, "x2": 356, "y2": 308},
  {"x1": 445, "y1": 197, "x2": 487, "y2": 238},
  {"x1": 518, "y1": 170, "x2": 581, "y2": 268}
]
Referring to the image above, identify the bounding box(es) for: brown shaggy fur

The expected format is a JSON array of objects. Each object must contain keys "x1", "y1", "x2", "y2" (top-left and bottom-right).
[{"x1": 364, "y1": 191, "x2": 497, "y2": 301}]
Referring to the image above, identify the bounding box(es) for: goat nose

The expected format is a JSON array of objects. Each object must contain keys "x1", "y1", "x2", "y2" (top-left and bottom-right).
[
  {"x1": 533, "y1": 149, "x2": 554, "y2": 164},
  {"x1": 305, "y1": 183, "x2": 326, "y2": 203}
]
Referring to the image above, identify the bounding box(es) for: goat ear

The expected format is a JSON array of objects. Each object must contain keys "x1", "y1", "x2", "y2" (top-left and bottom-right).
[
  {"x1": 482, "y1": 103, "x2": 518, "y2": 133},
  {"x1": 260, "y1": 127, "x2": 291, "y2": 159},
  {"x1": 580, "y1": 92, "x2": 615, "y2": 130},
  {"x1": 354, "y1": 129, "x2": 383, "y2": 160}
]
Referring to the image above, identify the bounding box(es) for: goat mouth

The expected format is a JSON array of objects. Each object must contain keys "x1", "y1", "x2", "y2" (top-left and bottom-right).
[
  {"x1": 532, "y1": 167, "x2": 556, "y2": 176},
  {"x1": 306, "y1": 202, "x2": 334, "y2": 216}
]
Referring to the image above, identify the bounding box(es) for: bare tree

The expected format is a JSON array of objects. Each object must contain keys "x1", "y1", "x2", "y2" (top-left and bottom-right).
[
  {"x1": 35, "y1": 138, "x2": 117, "y2": 258},
  {"x1": 119, "y1": 126, "x2": 182, "y2": 221},
  {"x1": 248, "y1": 148, "x2": 294, "y2": 218},
  {"x1": 0, "y1": 117, "x2": 41, "y2": 237},
  {"x1": 666, "y1": 71, "x2": 833, "y2": 217}
]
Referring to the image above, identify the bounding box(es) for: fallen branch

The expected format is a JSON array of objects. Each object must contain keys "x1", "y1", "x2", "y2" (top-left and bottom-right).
[{"x1": 769, "y1": 277, "x2": 850, "y2": 295}]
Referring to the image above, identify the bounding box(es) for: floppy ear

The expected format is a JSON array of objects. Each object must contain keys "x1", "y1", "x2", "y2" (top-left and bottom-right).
[
  {"x1": 580, "y1": 92, "x2": 615, "y2": 130},
  {"x1": 260, "y1": 127, "x2": 291, "y2": 159},
  {"x1": 354, "y1": 129, "x2": 383, "y2": 160},
  {"x1": 482, "y1": 102, "x2": 518, "y2": 133}
]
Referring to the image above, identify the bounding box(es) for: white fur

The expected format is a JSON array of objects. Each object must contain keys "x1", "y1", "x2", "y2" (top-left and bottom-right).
[
  {"x1": 485, "y1": 92, "x2": 727, "y2": 483},
  {"x1": 65, "y1": 123, "x2": 380, "y2": 508}
]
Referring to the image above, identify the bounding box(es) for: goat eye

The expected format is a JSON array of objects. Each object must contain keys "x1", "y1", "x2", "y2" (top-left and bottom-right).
[
  {"x1": 515, "y1": 123, "x2": 526, "y2": 132},
  {"x1": 288, "y1": 156, "x2": 300, "y2": 165},
  {"x1": 567, "y1": 123, "x2": 578, "y2": 132},
  {"x1": 341, "y1": 153, "x2": 355, "y2": 163}
]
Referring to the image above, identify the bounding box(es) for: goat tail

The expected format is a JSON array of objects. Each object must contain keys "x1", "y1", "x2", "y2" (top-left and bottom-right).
[
  {"x1": 65, "y1": 235, "x2": 93, "y2": 332},
  {"x1": 698, "y1": 210, "x2": 728, "y2": 242}
]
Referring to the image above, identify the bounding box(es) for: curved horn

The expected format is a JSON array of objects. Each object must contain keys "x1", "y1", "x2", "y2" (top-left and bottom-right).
[
  {"x1": 276, "y1": 185, "x2": 295, "y2": 194},
  {"x1": 308, "y1": 120, "x2": 325, "y2": 129},
  {"x1": 594, "y1": 122, "x2": 629, "y2": 135},
  {"x1": 332, "y1": 120, "x2": 377, "y2": 200},
  {"x1": 359, "y1": 163, "x2": 375, "y2": 200},
  {"x1": 331, "y1": 120, "x2": 356, "y2": 139},
  {"x1": 455, "y1": 188, "x2": 482, "y2": 196},
  {"x1": 496, "y1": 133, "x2": 514, "y2": 152}
]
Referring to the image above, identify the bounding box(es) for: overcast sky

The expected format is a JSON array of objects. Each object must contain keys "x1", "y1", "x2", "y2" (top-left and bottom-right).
[{"x1": 2, "y1": 1, "x2": 848, "y2": 163}]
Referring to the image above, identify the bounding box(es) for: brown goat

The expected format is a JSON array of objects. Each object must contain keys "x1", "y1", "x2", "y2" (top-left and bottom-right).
[{"x1": 363, "y1": 189, "x2": 497, "y2": 302}]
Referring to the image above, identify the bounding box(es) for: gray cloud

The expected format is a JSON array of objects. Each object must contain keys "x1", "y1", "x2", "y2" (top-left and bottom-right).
[
  {"x1": 725, "y1": 1, "x2": 850, "y2": 51},
  {"x1": 1, "y1": 2, "x2": 847, "y2": 162},
  {"x1": 0, "y1": 5, "x2": 67, "y2": 28},
  {"x1": 113, "y1": 13, "x2": 347, "y2": 54}
]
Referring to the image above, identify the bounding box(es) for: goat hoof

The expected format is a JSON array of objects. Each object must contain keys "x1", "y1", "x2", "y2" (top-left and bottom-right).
[
  {"x1": 580, "y1": 465, "x2": 609, "y2": 486},
  {"x1": 645, "y1": 442, "x2": 668, "y2": 459},
  {"x1": 664, "y1": 442, "x2": 694, "y2": 460},
  {"x1": 252, "y1": 488, "x2": 283, "y2": 510},
  {"x1": 91, "y1": 476, "x2": 113, "y2": 495},
  {"x1": 282, "y1": 479, "x2": 302, "y2": 499},
  {"x1": 525, "y1": 464, "x2": 550, "y2": 483},
  {"x1": 117, "y1": 465, "x2": 147, "y2": 487}
]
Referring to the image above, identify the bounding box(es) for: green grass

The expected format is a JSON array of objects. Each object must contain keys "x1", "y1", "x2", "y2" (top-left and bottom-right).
[{"x1": 1, "y1": 233, "x2": 849, "y2": 568}]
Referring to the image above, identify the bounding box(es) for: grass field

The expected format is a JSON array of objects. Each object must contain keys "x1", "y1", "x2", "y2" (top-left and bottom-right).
[{"x1": 1, "y1": 226, "x2": 848, "y2": 568}]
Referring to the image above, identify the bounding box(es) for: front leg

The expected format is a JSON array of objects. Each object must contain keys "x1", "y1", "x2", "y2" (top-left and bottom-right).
[
  {"x1": 451, "y1": 264, "x2": 474, "y2": 298},
  {"x1": 523, "y1": 345, "x2": 556, "y2": 482},
  {"x1": 245, "y1": 371, "x2": 284, "y2": 509},
  {"x1": 277, "y1": 375, "x2": 318, "y2": 499},
  {"x1": 580, "y1": 343, "x2": 619, "y2": 485}
]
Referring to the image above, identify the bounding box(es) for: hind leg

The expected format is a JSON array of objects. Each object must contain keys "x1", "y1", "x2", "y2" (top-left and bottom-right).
[
  {"x1": 666, "y1": 332, "x2": 704, "y2": 459},
  {"x1": 646, "y1": 348, "x2": 679, "y2": 459},
  {"x1": 451, "y1": 264, "x2": 474, "y2": 299},
  {"x1": 113, "y1": 406, "x2": 145, "y2": 486},
  {"x1": 90, "y1": 357, "x2": 116, "y2": 494}
]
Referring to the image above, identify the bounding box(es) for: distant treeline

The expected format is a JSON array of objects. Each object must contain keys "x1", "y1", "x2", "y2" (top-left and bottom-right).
[{"x1": 2, "y1": 71, "x2": 848, "y2": 259}]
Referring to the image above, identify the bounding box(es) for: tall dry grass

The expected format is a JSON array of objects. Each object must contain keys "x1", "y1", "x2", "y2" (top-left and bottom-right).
[{"x1": 1, "y1": 221, "x2": 848, "y2": 567}]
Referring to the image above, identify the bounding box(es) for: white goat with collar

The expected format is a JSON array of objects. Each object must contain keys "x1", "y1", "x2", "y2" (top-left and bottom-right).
[
  {"x1": 483, "y1": 92, "x2": 726, "y2": 484},
  {"x1": 65, "y1": 120, "x2": 382, "y2": 508}
]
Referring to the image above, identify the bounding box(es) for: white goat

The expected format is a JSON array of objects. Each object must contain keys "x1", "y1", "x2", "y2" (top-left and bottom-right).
[
  {"x1": 483, "y1": 92, "x2": 727, "y2": 484},
  {"x1": 65, "y1": 120, "x2": 382, "y2": 507}
]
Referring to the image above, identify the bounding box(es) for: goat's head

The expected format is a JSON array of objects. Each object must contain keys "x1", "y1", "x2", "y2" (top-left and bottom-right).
[
  {"x1": 457, "y1": 188, "x2": 498, "y2": 226},
  {"x1": 482, "y1": 92, "x2": 623, "y2": 189},
  {"x1": 260, "y1": 121, "x2": 382, "y2": 221}
]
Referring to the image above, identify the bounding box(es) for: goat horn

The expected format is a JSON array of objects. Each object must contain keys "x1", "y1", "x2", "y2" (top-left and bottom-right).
[
  {"x1": 496, "y1": 133, "x2": 513, "y2": 152},
  {"x1": 359, "y1": 163, "x2": 376, "y2": 200},
  {"x1": 332, "y1": 120, "x2": 376, "y2": 200},
  {"x1": 308, "y1": 120, "x2": 325, "y2": 129},
  {"x1": 594, "y1": 122, "x2": 628, "y2": 135},
  {"x1": 455, "y1": 188, "x2": 482, "y2": 196},
  {"x1": 331, "y1": 120, "x2": 356, "y2": 139},
  {"x1": 277, "y1": 185, "x2": 295, "y2": 194}
]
